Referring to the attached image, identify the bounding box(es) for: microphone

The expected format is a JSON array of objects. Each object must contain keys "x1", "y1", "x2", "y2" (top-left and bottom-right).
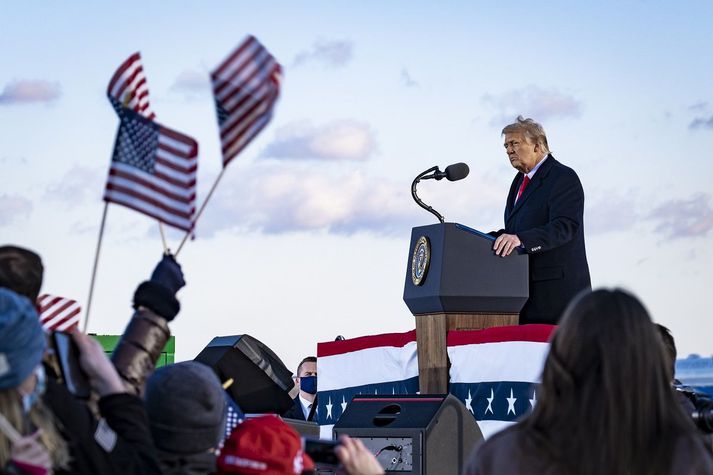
[
  {"x1": 424, "y1": 162, "x2": 470, "y2": 181},
  {"x1": 411, "y1": 162, "x2": 470, "y2": 223}
]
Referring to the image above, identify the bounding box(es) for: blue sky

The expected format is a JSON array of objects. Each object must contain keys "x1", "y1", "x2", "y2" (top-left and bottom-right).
[{"x1": 2, "y1": 1, "x2": 712, "y2": 370}]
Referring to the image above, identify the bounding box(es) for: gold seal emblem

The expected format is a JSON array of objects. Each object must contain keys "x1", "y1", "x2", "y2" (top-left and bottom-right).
[{"x1": 411, "y1": 236, "x2": 431, "y2": 286}]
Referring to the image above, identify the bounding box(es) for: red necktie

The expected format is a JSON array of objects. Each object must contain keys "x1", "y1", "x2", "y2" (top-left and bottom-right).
[{"x1": 515, "y1": 175, "x2": 530, "y2": 203}]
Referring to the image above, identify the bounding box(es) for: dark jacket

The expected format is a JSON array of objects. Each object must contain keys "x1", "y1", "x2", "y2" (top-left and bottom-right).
[
  {"x1": 464, "y1": 424, "x2": 713, "y2": 474},
  {"x1": 43, "y1": 376, "x2": 161, "y2": 475},
  {"x1": 494, "y1": 155, "x2": 591, "y2": 324},
  {"x1": 112, "y1": 279, "x2": 178, "y2": 396},
  {"x1": 111, "y1": 306, "x2": 171, "y2": 396},
  {"x1": 282, "y1": 397, "x2": 306, "y2": 421}
]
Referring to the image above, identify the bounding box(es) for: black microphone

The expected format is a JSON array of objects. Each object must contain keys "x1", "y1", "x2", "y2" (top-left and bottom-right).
[
  {"x1": 424, "y1": 162, "x2": 470, "y2": 181},
  {"x1": 443, "y1": 162, "x2": 470, "y2": 181},
  {"x1": 411, "y1": 162, "x2": 469, "y2": 223}
]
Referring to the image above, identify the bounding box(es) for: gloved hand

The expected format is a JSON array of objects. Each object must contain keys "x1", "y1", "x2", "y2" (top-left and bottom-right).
[{"x1": 150, "y1": 254, "x2": 185, "y2": 295}]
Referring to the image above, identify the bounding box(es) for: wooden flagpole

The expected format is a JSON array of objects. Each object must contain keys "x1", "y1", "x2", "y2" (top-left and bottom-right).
[
  {"x1": 158, "y1": 222, "x2": 169, "y2": 254},
  {"x1": 175, "y1": 168, "x2": 226, "y2": 257},
  {"x1": 84, "y1": 202, "x2": 109, "y2": 333}
]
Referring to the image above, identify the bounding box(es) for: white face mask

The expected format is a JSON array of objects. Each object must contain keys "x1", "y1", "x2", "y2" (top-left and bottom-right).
[{"x1": 21, "y1": 365, "x2": 46, "y2": 414}]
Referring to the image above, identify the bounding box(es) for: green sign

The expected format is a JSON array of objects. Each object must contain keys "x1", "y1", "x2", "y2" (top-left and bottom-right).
[{"x1": 91, "y1": 334, "x2": 175, "y2": 367}]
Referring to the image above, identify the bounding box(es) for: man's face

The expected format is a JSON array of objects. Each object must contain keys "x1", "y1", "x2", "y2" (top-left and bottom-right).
[
  {"x1": 298, "y1": 362, "x2": 317, "y2": 379},
  {"x1": 503, "y1": 132, "x2": 542, "y2": 174}
]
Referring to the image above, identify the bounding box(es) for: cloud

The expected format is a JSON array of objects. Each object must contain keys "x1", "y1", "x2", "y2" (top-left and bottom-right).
[
  {"x1": 400, "y1": 68, "x2": 418, "y2": 87},
  {"x1": 199, "y1": 165, "x2": 417, "y2": 236},
  {"x1": 196, "y1": 163, "x2": 502, "y2": 237},
  {"x1": 292, "y1": 39, "x2": 353, "y2": 69},
  {"x1": 0, "y1": 80, "x2": 61, "y2": 105},
  {"x1": 688, "y1": 101, "x2": 709, "y2": 112},
  {"x1": 647, "y1": 193, "x2": 713, "y2": 239},
  {"x1": 261, "y1": 120, "x2": 377, "y2": 161},
  {"x1": 689, "y1": 115, "x2": 713, "y2": 130},
  {"x1": 0, "y1": 194, "x2": 33, "y2": 226},
  {"x1": 170, "y1": 70, "x2": 209, "y2": 95},
  {"x1": 482, "y1": 85, "x2": 582, "y2": 126},
  {"x1": 44, "y1": 166, "x2": 104, "y2": 207}
]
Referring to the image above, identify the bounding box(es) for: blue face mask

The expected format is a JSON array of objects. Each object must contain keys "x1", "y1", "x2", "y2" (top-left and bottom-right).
[
  {"x1": 300, "y1": 375, "x2": 317, "y2": 395},
  {"x1": 21, "y1": 366, "x2": 46, "y2": 414}
]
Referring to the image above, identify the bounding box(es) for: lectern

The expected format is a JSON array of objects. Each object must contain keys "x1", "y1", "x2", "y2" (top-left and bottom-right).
[{"x1": 403, "y1": 223, "x2": 528, "y2": 393}]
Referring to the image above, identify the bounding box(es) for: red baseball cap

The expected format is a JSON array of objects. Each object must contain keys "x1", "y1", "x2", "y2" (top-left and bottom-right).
[{"x1": 217, "y1": 415, "x2": 315, "y2": 475}]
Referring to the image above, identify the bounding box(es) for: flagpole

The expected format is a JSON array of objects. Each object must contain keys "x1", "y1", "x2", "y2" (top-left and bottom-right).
[
  {"x1": 175, "y1": 168, "x2": 226, "y2": 257},
  {"x1": 84, "y1": 202, "x2": 109, "y2": 333},
  {"x1": 158, "y1": 222, "x2": 169, "y2": 254}
]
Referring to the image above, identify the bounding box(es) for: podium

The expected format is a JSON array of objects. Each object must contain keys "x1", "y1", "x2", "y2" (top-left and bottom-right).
[{"x1": 403, "y1": 223, "x2": 528, "y2": 393}]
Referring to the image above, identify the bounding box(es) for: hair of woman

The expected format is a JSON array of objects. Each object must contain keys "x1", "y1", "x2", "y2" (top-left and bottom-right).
[{"x1": 522, "y1": 288, "x2": 694, "y2": 475}]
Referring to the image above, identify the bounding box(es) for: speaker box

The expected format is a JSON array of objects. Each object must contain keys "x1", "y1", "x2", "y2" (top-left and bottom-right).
[
  {"x1": 333, "y1": 394, "x2": 482, "y2": 474},
  {"x1": 194, "y1": 334, "x2": 296, "y2": 414}
]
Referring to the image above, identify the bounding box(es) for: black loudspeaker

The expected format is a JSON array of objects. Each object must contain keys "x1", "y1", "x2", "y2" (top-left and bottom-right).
[
  {"x1": 194, "y1": 335, "x2": 296, "y2": 414},
  {"x1": 333, "y1": 394, "x2": 482, "y2": 474}
]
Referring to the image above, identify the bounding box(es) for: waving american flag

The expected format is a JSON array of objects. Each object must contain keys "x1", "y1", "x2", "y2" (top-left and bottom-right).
[
  {"x1": 107, "y1": 52, "x2": 155, "y2": 120},
  {"x1": 212, "y1": 36, "x2": 282, "y2": 167},
  {"x1": 103, "y1": 53, "x2": 198, "y2": 231}
]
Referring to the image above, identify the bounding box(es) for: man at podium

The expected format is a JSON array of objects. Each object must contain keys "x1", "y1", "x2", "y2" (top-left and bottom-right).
[{"x1": 491, "y1": 116, "x2": 591, "y2": 325}]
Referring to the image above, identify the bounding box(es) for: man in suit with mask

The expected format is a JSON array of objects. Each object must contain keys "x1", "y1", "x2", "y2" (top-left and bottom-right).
[
  {"x1": 281, "y1": 356, "x2": 318, "y2": 421},
  {"x1": 491, "y1": 116, "x2": 591, "y2": 325}
]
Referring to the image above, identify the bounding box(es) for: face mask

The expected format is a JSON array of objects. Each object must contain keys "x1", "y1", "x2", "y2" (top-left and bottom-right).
[
  {"x1": 21, "y1": 366, "x2": 46, "y2": 414},
  {"x1": 300, "y1": 376, "x2": 317, "y2": 395}
]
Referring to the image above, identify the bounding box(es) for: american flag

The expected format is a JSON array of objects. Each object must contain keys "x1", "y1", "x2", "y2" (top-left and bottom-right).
[
  {"x1": 107, "y1": 52, "x2": 156, "y2": 120},
  {"x1": 448, "y1": 324, "x2": 554, "y2": 439},
  {"x1": 37, "y1": 294, "x2": 81, "y2": 332},
  {"x1": 103, "y1": 108, "x2": 198, "y2": 231},
  {"x1": 317, "y1": 330, "x2": 420, "y2": 439},
  {"x1": 212, "y1": 35, "x2": 282, "y2": 167}
]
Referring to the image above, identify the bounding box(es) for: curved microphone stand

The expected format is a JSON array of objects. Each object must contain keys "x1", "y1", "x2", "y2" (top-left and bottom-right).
[{"x1": 411, "y1": 166, "x2": 445, "y2": 223}]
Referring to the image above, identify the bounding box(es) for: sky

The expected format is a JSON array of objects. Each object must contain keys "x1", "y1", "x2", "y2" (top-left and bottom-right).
[{"x1": 2, "y1": 1, "x2": 712, "y2": 373}]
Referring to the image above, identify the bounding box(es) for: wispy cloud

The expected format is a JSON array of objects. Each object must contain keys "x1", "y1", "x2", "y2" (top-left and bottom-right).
[
  {"x1": 689, "y1": 115, "x2": 713, "y2": 130},
  {"x1": 195, "y1": 163, "x2": 502, "y2": 237},
  {"x1": 44, "y1": 166, "x2": 104, "y2": 207},
  {"x1": 261, "y1": 119, "x2": 377, "y2": 161},
  {"x1": 688, "y1": 101, "x2": 709, "y2": 112},
  {"x1": 400, "y1": 68, "x2": 418, "y2": 87},
  {"x1": 292, "y1": 39, "x2": 353, "y2": 69},
  {"x1": 199, "y1": 165, "x2": 417, "y2": 236},
  {"x1": 0, "y1": 194, "x2": 33, "y2": 226},
  {"x1": 0, "y1": 80, "x2": 61, "y2": 105},
  {"x1": 170, "y1": 69, "x2": 209, "y2": 96},
  {"x1": 482, "y1": 85, "x2": 582, "y2": 126},
  {"x1": 648, "y1": 193, "x2": 713, "y2": 239}
]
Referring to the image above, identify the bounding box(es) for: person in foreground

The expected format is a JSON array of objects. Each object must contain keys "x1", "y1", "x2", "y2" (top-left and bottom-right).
[
  {"x1": 464, "y1": 288, "x2": 713, "y2": 475},
  {"x1": 490, "y1": 116, "x2": 591, "y2": 325}
]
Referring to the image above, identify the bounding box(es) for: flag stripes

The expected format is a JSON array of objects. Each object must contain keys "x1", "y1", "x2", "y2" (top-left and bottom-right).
[
  {"x1": 447, "y1": 324, "x2": 555, "y2": 439},
  {"x1": 107, "y1": 52, "x2": 155, "y2": 120},
  {"x1": 103, "y1": 109, "x2": 198, "y2": 231},
  {"x1": 317, "y1": 330, "x2": 419, "y2": 438},
  {"x1": 212, "y1": 35, "x2": 282, "y2": 167},
  {"x1": 37, "y1": 294, "x2": 81, "y2": 332}
]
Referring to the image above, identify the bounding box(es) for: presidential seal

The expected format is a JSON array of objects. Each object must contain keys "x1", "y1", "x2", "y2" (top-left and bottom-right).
[{"x1": 411, "y1": 236, "x2": 431, "y2": 286}]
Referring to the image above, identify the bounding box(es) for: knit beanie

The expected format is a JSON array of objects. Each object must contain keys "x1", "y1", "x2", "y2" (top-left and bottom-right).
[
  {"x1": 144, "y1": 361, "x2": 227, "y2": 454},
  {"x1": 217, "y1": 415, "x2": 315, "y2": 475},
  {"x1": 0, "y1": 288, "x2": 46, "y2": 389}
]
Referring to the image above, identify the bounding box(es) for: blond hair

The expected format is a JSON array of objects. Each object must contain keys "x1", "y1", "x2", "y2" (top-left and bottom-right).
[
  {"x1": 0, "y1": 388, "x2": 70, "y2": 469},
  {"x1": 502, "y1": 115, "x2": 550, "y2": 153}
]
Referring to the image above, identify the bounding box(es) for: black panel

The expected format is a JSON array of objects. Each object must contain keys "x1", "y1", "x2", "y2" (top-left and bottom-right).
[
  {"x1": 194, "y1": 334, "x2": 294, "y2": 414},
  {"x1": 403, "y1": 223, "x2": 528, "y2": 315},
  {"x1": 334, "y1": 394, "x2": 482, "y2": 474}
]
